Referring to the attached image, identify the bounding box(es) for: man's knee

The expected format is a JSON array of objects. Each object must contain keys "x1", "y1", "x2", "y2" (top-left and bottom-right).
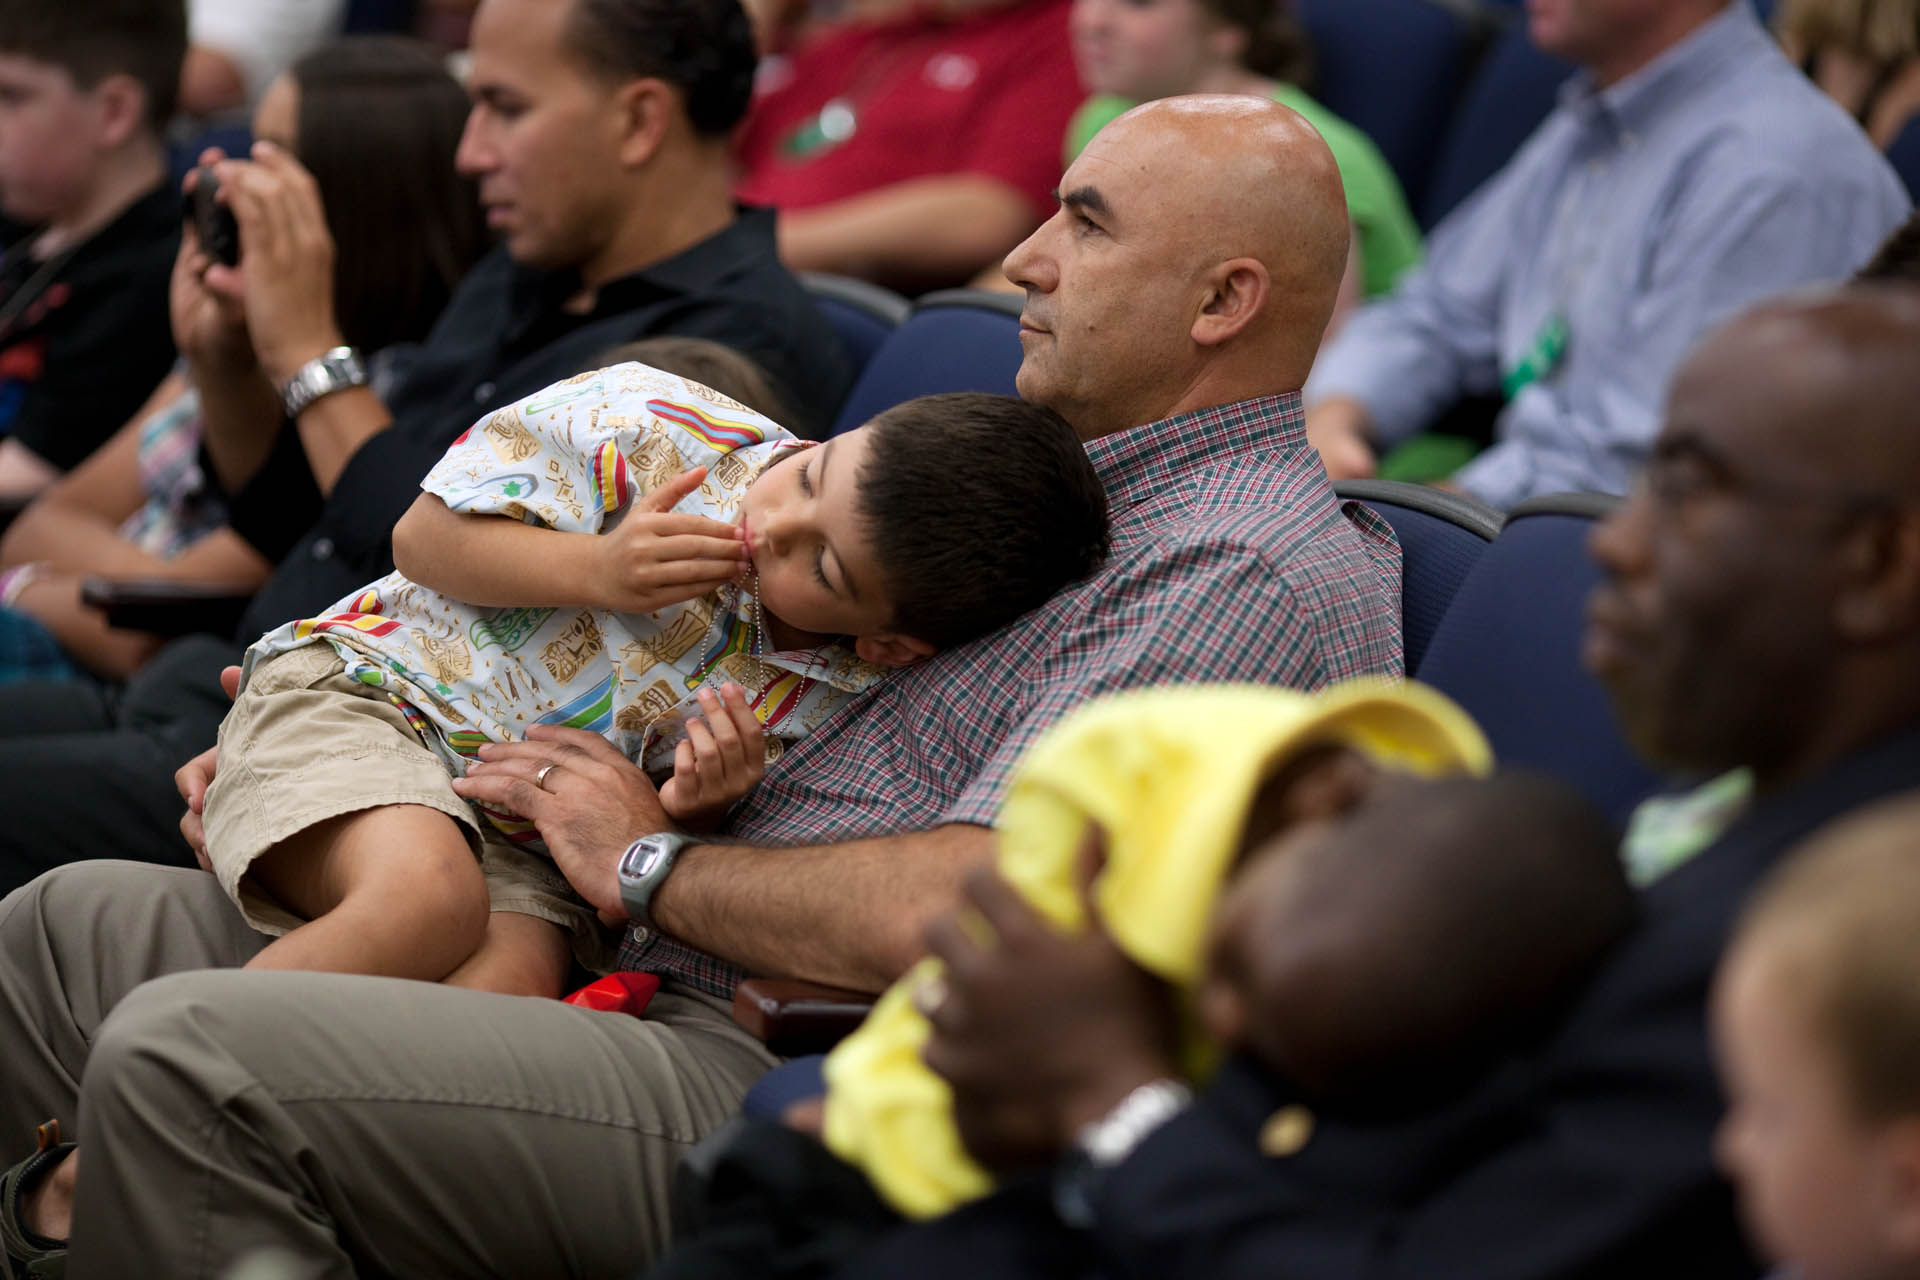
[{"x1": 83, "y1": 970, "x2": 260, "y2": 1123}]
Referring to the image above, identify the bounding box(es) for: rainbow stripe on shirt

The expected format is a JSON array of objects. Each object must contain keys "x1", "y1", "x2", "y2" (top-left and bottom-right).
[{"x1": 645, "y1": 399, "x2": 767, "y2": 453}]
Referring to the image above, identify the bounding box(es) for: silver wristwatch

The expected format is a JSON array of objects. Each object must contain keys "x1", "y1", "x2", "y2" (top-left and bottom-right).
[
  {"x1": 278, "y1": 345, "x2": 368, "y2": 418},
  {"x1": 617, "y1": 831, "x2": 693, "y2": 929},
  {"x1": 1053, "y1": 1078, "x2": 1193, "y2": 1228}
]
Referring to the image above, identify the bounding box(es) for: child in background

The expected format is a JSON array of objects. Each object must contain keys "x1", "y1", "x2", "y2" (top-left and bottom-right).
[
  {"x1": 0, "y1": 0, "x2": 187, "y2": 496},
  {"x1": 200, "y1": 362, "x2": 1109, "y2": 998},
  {"x1": 1714, "y1": 792, "x2": 1920, "y2": 1280}
]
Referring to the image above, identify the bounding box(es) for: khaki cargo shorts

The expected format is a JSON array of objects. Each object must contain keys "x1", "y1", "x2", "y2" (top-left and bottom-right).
[{"x1": 202, "y1": 642, "x2": 620, "y2": 972}]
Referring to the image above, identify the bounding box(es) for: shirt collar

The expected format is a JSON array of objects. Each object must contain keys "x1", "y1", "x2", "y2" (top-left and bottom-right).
[
  {"x1": 1085, "y1": 391, "x2": 1308, "y2": 515},
  {"x1": 505, "y1": 206, "x2": 779, "y2": 321},
  {"x1": 1558, "y1": 3, "x2": 1764, "y2": 139}
]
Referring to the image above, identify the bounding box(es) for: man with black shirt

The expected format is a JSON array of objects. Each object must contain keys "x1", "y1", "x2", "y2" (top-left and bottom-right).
[
  {"x1": 0, "y1": 0, "x2": 184, "y2": 497},
  {"x1": 0, "y1": 0, "x2": 851, "y2": 892}
]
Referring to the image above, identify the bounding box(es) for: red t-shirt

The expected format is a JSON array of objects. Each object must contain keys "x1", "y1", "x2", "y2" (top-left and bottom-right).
[{"x1": 735, "y1": 0, "x2": 1081, "y2": 221}]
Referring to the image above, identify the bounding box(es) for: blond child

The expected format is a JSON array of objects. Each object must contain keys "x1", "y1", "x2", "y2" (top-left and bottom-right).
[{"x1": 1714, "y1": 792, "x2": 1920, "y2": 1280}]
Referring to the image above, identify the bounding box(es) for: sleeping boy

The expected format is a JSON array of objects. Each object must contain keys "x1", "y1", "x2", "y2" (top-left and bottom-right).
[{"x1": 200, "y1": 361, "x2": 1110, "y2": 998}]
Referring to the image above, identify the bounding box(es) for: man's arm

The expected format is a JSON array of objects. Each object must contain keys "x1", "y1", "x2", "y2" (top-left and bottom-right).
[
  {"x1": 1455, "y1": 166, "x2": 1908, "y2": 508},
  {"x1": 1303, "y1": 141, "x2": 1537, "y2": 463},
  {"x1": 777, "y1": 177, "x2": 1036, "y2": 292},
  {"x1": 213, "y1": 143, "x2": 391, "y2": 496},
  {"x1": 452, "y1": 724, "x2": 995, "y2": 992}
]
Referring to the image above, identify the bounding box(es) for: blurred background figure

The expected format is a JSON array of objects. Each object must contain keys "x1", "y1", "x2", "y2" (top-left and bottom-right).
[
  {"x1": 1065, "y1": 0, "x2": 1420, "y2": 325},
  {"x1": 0, "y1": 35, "x2": 486, "y2": 685},
  {"x1": 181, "y1": 0, "x2": 349, "y2": 115},
  {"x1": 733, "y1": 0, "x2": 1082, "y2": 292},
  {"x1": 1777, "y1": 0, "x2": 1920, "y2": 152}
]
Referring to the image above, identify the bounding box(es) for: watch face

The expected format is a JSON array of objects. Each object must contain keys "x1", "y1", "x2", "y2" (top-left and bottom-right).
[{"x1": 621, "y1": 835, "x2": 669, "y2": 879}]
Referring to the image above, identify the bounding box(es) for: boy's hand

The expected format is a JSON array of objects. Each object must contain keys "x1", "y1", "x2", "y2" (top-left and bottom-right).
[
  {"x1": 659, "y1": 683, "x2": 766, "y2": 827},
  {"x1": 592, "y1": 467, "x2": 748, "y2": 614}
]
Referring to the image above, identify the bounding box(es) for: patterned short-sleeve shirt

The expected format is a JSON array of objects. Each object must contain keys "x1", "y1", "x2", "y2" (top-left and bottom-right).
[{"x1": 244, "y1": 362, "x2": 888, "y2": 842}]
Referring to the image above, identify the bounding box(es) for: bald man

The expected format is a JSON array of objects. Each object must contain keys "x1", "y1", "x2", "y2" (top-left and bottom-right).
[
  {"x1": 0, "y1": 97, "x2": 1402, "y2": 1278},
  {"x1": 819, "y1": 284, "x2": 1920, "y2": 1278}
]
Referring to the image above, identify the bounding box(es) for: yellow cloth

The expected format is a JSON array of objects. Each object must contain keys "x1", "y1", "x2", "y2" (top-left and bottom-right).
[{"x1": 821, "y1": 679, "x2": 1493, "y2": 1218}]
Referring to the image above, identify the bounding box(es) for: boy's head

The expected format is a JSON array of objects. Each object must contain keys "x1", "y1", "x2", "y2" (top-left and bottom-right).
[
  {"x1": 1714, "y1": 793, "x2": 1920, "y2": 1280},
  {"x1": 1203, "y1": 768, "x2": 1634, "y2": 1113},
  {"x1": 738, "y1": 392, "x2": 1110, "y2": 668},
  {"x1": 0, "y1": 0, "x2": 184, "y2": 224}
]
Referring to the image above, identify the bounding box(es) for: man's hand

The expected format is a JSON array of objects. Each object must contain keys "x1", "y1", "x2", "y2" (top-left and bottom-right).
[
  {"x1": 175, "y1": 665, "x2": 245, "y2": 871},
  {"x1": 920, "y1": 833, "x2": 1181, "y2": 1172},
  {"x1": 452, "y1": 726, "x2": 672, "y2": 926},
  {"x1": 1305, "y1": 396, "x2": 1379, "y2": 481},
  {"x1": 591, "y1": 467, "x2": 747, "y2": 614},
  {"x1": 172, "y1": 159, "x2": 255, "y2": 374},
  {"x1": 659, "y1": 683, "x2": 766, "y2": 828},
  {"x1": 208, "y1": 142, "x2": 346, "y2": 386}
]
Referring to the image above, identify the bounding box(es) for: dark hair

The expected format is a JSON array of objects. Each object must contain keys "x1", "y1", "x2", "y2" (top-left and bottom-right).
[
  {"x1": 562, "y1": 0, "x2": 757, "y2": 138},
  {"x1": 1857, "y1": 210, "x2": 1920, "y2": 283},
  {"x1": 0, "y1": 0, "x2": 186, "y2": 131},
  {"x1": 1201, "y1": 0, "x2": 1315, "y2": 88},
  {"x1": 290, "y1": 37, "x2": 489, "y2": 354},
  {"x1": 856, "y1": 393, "x2": 1109, "y2": 649},
  {"x1": 594, "y1": 337, "x2": 794, "y2": 422}
]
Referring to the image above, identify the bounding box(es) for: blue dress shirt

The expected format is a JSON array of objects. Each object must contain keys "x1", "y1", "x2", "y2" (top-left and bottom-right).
[{"x1": 1306, "y1": 3, "x2": 1910, "y2": 509}]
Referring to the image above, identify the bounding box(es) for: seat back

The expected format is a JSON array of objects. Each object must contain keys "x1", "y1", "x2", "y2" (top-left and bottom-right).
[
  {"x1": 1422, "y1": 21, "x2": 1571, "y2": 226},
  {"x1": 1297, "y1": 0, "x2": 1477, "y2": 210},
  {"x1": 801, "y1": 273, "x2": 911, "y2": 383},
  {"x1": 1886, "y1": 116, "x2": 1920, "y2": 203},
  {"x1": 829, "y1": 290, "x2": 1025, "y2": 436},
  {"x1": 1334, "y1": 479, "x2": 1500, "y2": 673},
  {"x1": 1414, "y1": 493, "x2": 1665, "y2": 826}
]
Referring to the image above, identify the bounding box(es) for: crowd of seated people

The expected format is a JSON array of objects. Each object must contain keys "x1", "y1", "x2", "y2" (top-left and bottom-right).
[{"x1": 1, "y1": 0, "x2": 1920, "y2": 1278}]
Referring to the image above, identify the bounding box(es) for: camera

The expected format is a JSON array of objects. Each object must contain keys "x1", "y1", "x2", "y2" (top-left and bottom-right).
[{"x1": 187, "y1": 165, "x2": 240, "y2": 267}]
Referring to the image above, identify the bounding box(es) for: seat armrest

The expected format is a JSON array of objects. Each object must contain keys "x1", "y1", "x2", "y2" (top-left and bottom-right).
[
  {"x1": 731, "y1": 978, "x2": 876, "y2": 1056},
  {"x1": 80, "y1": 577, "x2": 253, "y2": 639}
]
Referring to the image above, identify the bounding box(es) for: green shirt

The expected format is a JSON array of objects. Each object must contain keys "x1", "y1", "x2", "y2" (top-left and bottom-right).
[{"x1": 1064, "y1": 86, "x2": 1424, "y2": 297}]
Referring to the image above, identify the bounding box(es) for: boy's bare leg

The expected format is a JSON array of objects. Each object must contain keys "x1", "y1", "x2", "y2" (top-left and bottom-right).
[
  {"x1": 443, "y1": 911, "x2": 574, "y2": 997},
  {"x1": 243, "y1": 805, "x2": 490, "y2": 982}
]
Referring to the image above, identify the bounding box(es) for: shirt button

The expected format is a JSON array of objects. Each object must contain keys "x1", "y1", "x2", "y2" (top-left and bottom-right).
[
  {"x1": 473, "y1": 381, "x2": 497, "y2": 405},
  {"x1": 630, "y1": 926, "x2": 651, "y2": 943},
  {"x1": 311, "y1": 537, "x2": 334, "y2": 561}
]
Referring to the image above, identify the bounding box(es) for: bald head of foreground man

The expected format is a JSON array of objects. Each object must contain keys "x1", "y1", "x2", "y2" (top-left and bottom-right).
[
  {"x1": 1002, "y1": 95, "x2": 1350, "y2": 440},
  {"x1": 1587, "y1": 283, "x2": 1920, "y2": 795}
]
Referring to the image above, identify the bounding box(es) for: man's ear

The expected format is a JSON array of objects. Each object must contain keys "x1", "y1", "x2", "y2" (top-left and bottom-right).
[
  {"x1": 1834, "y1": 508, "x2": 1920, "y2": 642},
  {"x1": 855, "y1": 632, "x2": 938, "y2": 668},
  {"x1": 614, "y1": 77, "x2": 677, "y2": 170},
  {"x1": 91, "y1": 73, "x2": 147, "y2": 151},
  {"x1": 1191, "y1": 257, "x2": 1270, "y2": 348}
]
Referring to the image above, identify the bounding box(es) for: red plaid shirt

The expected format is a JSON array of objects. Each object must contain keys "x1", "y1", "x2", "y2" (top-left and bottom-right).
[{"x1": 619, "y1": 392, "x2": 1403, "y2": 992}]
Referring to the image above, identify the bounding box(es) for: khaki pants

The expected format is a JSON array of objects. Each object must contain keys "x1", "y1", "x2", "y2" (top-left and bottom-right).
[{"x1": 0, "y1": 863, "x2": 778, "y2": 1279}]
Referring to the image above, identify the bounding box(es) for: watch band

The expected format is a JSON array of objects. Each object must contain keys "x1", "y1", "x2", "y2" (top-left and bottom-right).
[
  {"x1": 617, "y1": 830, "x2": 694, "y2": 928},
  {"x1": 278, "y1": 346, "x2": 368, "y2": 418},
  {"x1": 1053, "y1": 1078, "x2": 1193, "y2": 1229}
]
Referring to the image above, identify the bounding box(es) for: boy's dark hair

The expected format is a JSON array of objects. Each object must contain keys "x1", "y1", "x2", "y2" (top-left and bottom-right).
[
  {"x1": 562, "y1": 0, "x2": 756, "y2": 138},
  {"x1": 0, "y1": 0, "x2": 186, "y2": 132},
  {"x1": 594, "y1": 337, "x2": 795, "y2": 423},
  {"x1": 1262, "y1": 770, "x2": 1635, "y2": 1113},
  {"x1": 1857, "y1": 211, "x2": 1920, "y2": 284},
  {"x1": 857, "y1": 393, "x2": 1109, "y2": 650},
  {"x1": 291, "y1": 37, "x2": 489, "y2": 355}
]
